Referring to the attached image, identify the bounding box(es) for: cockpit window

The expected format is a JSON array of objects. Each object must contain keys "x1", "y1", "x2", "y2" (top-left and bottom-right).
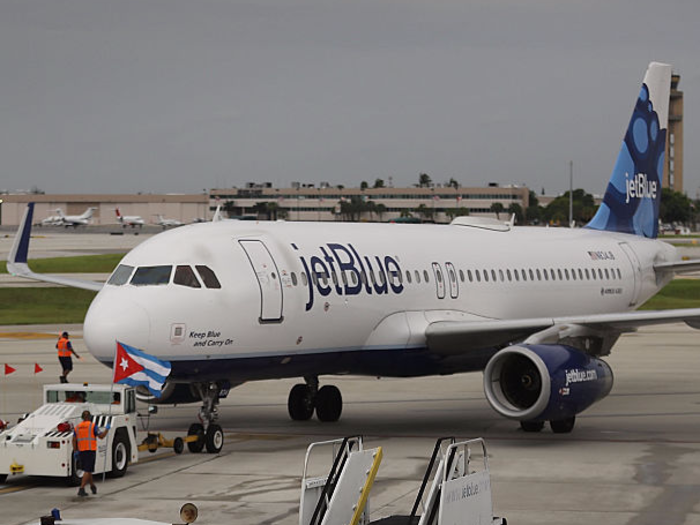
[
  {"x1": 174, "y1": 265, "x2": 201, "y2": 288},
  {"x1": 130, "y1": 265, "x2": 172, "y2": 286},
  {"x1": 108, "y1": 264, "x2": 134, "y2": 286},
  {"x1": 195, "y1": 265, "x2": 221, "y2": 289}
]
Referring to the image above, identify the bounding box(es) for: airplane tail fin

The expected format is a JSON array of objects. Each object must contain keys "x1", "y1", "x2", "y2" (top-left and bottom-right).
[{"x1": 585, "y1": 62, "x2": 672, "y2": 239}]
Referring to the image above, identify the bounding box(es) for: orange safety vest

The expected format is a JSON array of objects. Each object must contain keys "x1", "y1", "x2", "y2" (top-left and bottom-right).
[
  {"x1": 57, "y1": 337, "x2": 71, "y2": 358},
  {"x1": 75, "y1": 420, "x2": 97, "y2": 451}
]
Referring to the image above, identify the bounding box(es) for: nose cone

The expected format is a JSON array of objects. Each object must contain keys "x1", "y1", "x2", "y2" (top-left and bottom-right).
[{"x1": 84, "y1": 290, "x2": 151, "y2": 365}]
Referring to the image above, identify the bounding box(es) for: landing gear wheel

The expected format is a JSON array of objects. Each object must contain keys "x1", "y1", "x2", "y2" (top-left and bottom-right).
[
  {"x1": 550, "y1": 416, "x2": 576, "y2": 434},
  {"x1": 110, "y1": 431, "x2": 130, "y2": 477},
  {"x1": 288, "y1": 384, "x2": 315, "y2": 421},
  {"x1": 67, "y1": 453, "x2": 84, "y2": 486},
  {"x1": 187, "y1": 423, "x2": 205, "y2": 453},
  {"x1": 315, "y1": 385, "x2": 342, "y2": 422},
  {"x1": 520, "y1": 420, "x2": 545, "y2": 432},
  {"x1": 205, "y1": 423, "x2": 224, "y2": 453},
  {"x1": 0, "y1": 473, "x2": 6, "y2": 483},
  {"x1": 173, "y1": 437, "x2": 184, "y2": 454}
]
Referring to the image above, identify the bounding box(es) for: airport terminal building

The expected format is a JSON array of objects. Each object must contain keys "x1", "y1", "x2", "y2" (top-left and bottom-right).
[{"x1": 0, "y1": 184, "x2": 530, "y2": 226}]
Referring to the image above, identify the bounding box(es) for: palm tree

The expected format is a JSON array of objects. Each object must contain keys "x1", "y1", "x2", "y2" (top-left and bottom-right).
[
  {"x1": 375, "y1": 203, "x2": 387, "y2": 222},
  {"x1": 490, "y1": 202, "x2": 505, "y2": 220},
  {"x1": 418, "y1": 173, "x2": 433, "y2": 188}
]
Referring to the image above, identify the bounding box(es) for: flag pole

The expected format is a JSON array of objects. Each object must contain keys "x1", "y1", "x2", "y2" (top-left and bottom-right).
[{"x1": 102, "y1": 342, "x2": 118, "y2": 484}]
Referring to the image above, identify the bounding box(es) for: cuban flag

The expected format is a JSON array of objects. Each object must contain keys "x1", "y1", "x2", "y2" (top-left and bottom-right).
[{"x1": 113, "y1": 342, "x2": 171, "y2": 397}]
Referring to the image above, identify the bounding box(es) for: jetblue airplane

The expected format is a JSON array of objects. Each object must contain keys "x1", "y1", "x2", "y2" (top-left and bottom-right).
[{"x1": 8, "y1": 62, "x2": 700, "y2": 452}]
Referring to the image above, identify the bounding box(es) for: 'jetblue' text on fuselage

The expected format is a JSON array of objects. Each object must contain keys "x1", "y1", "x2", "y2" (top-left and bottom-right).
[{"x1": 296, "y1": 242, "x2": 404, "y2": 311}]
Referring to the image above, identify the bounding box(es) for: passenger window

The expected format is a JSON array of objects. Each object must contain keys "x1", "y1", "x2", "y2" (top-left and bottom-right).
[
  {"x1": 521, "y1": 269, "x2": 527, "y2": 281},
  {"x1": 301, "y1": 272, "x2": 308, "y2": 286},
  {"x1": 369, "y1": 270, "x2": 376, "y2": 286},
  {"x1": 406, "y1": 271, "x2": 412, "y2": 284},
  {"x1": 563, "y1": 269, "x2": 569, "y2": 280},
  {"x1": 341, "y1": 271, "x2": 347, "y2": 286},
  {"x1": 459, "y1": 269, "x2": 465, "y2": 282},
  {"x1": 506, "y1": 269, "x2": 512, "y2": 281},
  {"x1": 424, "y1": 270, "x2": 430, "y2": 283},
  {"x1": 467, "y1": 270, "x2": 473, "y2": 282},
  {"x1": 598, "y1": 269, "x2": 604, "y2": 280},
  {"x1": 414, "y1": 270, "x2": 421, "y2": 283},
  {"x1": 491, "y1": 270, "x2": 497, "y2": 282},
  {"x1": 331, "y1": 271, "x2": 338, "y2": 286},
  {"x1": 351, "y1": 272, "x2": 358, "y2": 285},
  {"x1": 551, "y1": 269, "x2": 557, "y2": 280},
  {"x1": 379, "y1": 270, "x2": 386, "y2": 285},
  {"x1": 475, "y1": 270, "x2": 481, "y2": 282},
  {"x1": 291, "y1": 272, "x2": 298, "y2": 286},
  {"x1": 578, "y1": 269, "x2": 584, "y2": 280},
  {"x1": 605, "y1": 269, "x2": 610, "y2": 280},
  {"x1": 536, "y1": 269, "x2": 541, "y2": 281},
  {"x1": 195, "y1": 265, "x2": 222, "y2": 289},
  {"x1": 108, "y1": 264, "x2": 134, "y2": 286},
  {"x1": 498, "y1": 269, "x2": 504, "y2": 282},
  {"x1": 131, "y1": 265, "x2": 172, "y2": 286},
  {"x1": 617, "y1": 268, "x2": 622, "y2": 279},
  {"x1": 528, "y1": 269, "x2": 534, "y2": 281},
  {"x1": 174, "y1": 265, "x2": 201, "y2": 288},
  {"x1": 483, "y1": 270, "x2": 489, "y2": 282}
]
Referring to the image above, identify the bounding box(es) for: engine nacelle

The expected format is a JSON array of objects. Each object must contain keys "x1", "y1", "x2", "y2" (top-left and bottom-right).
[
  {"x1": 135, "y1": 382, "x2": 202, "y2": 405},
  {"x1": 483, "y1": 344, "x2": 613, "y2": 422}
]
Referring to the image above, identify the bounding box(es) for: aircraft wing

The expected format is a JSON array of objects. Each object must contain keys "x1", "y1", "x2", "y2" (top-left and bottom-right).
[
  {"x1": 425, "y1": 308, "x2": 700, "y2": 355},
  {"x1": 6, "y1": 203, "x2": 104, "y2": 292}
]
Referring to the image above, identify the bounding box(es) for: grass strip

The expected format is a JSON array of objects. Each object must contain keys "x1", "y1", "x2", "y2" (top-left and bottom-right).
[
  {"x1": 1, "y1": 254, "x2": 124, "y2": 274},
  {"x1": 0, "y1": 288, "x2": 98, "y2": 325},
  {"x1": 639, "y1": 279, "x2": 700, "y2": 310}
]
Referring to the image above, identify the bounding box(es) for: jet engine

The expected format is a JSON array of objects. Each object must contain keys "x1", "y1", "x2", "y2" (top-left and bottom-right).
[
  {"x1": 135, "y1": 382, "x2": 202, "y2": 405},
  {"x1": 483, "y1": 344, "x2": 613, "y2": 423}
]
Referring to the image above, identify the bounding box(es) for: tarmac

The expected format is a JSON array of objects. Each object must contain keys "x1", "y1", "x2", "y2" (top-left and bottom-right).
[
  {"x1": 0, "y1": 323, "x2": 699, "y2": 525},
  {"x1": 1, "y1": 230, "x2": 700, "y2": 525}
]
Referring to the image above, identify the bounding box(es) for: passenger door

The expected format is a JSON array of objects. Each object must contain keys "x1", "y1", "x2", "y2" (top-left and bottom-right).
[{"x1": 238, "y1": 240, "x2": 284, "y2": 322}]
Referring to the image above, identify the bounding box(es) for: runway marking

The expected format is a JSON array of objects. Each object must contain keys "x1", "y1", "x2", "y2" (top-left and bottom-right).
[
  {"x1": 0, "y1": 484, "x2": 35, "y2": 495},
  {"x1": 0, "y1": 332, "x2": 64, "y2": 340}
]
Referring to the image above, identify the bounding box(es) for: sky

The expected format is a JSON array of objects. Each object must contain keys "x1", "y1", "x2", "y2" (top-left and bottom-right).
[{"x1": 1, "y1": 0, "x2": 699, "y2": 197}]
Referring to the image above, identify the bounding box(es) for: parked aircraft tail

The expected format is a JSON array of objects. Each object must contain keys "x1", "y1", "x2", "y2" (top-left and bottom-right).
[{"x1": 585, "y1": 62, "x2": 671, "y2": 239}]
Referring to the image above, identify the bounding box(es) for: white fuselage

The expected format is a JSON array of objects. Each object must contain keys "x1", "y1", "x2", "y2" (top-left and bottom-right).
[{"x1": 83, "y1": 220, "x2": 677, "y2": 382}]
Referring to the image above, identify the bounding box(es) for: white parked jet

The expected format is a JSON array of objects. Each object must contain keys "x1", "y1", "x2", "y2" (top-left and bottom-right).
[
  {"x1": 8, "y1": 63, "x2": 700, "y2": 453},
  {"x1": 154, "y1": 214, "x2": 183, "y2": 228},
  {"x1": 50, "y1": 207, "x2": 97, "y2": 227},
  {"x1": 115, "y1": 208, "x2": 145, "y2": 228}
]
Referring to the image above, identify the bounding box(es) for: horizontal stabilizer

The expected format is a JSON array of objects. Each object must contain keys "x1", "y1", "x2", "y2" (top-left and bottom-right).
[{"x1": 654, "y1": 259, "x2": 700, "y2": 274}]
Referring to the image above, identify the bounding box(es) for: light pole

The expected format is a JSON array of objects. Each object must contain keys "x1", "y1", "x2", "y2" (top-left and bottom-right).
[{"x1": 569, "y1": 160, "x2": 573, "y2": 227}]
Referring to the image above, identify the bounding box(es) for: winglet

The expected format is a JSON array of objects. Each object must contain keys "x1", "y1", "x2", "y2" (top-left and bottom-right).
[{"x1": 7, "y1": 202, "x2": 34, "y2": 267}]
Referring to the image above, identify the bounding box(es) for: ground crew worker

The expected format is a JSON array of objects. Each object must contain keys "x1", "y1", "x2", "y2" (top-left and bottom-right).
[
  {"x1": 72, "y1": 410, "x2": 109, "y2": 497},
  {"x1": 56, "y1": 331, "x2": 80, "y2": 383}
]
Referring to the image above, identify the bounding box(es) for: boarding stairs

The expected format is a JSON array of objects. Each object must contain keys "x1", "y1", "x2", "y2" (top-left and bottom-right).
[{"x1": 300, "y1": 436, "x2": 505, "y2": 525}]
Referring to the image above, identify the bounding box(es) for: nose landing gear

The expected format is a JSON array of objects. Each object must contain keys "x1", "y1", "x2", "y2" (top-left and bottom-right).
[
  {"x1": 287, "y1": 376, "x2": 343, "y2": 422},
  {"x1": 188, "y1": 382, "x2": 226, "y2": 453}
]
